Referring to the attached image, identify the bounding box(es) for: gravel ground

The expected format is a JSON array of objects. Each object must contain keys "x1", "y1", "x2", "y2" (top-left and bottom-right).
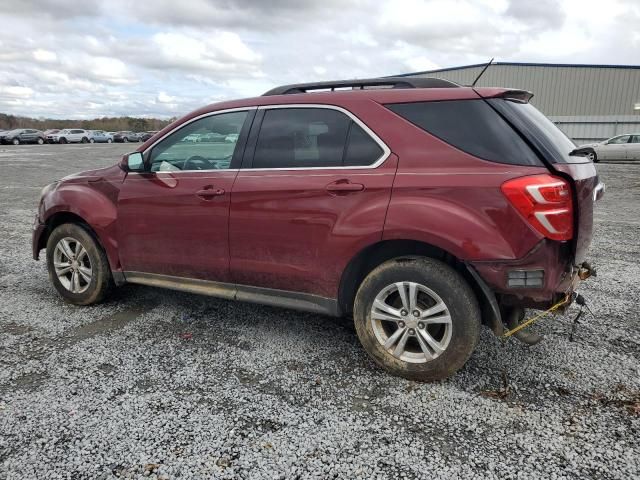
[{"x1": 0, "y1": 144, "x2": 638, "y2": 479}]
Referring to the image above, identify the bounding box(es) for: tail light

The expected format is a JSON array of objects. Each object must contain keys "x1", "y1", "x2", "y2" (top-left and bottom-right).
[{"x1": 501, "y1": 174, "x2": 573, "y2": 241}]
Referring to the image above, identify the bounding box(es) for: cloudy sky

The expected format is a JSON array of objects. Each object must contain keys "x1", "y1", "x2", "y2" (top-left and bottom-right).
[{"x1": 0, "y1": 0, "x2": 638, "y2": 119}]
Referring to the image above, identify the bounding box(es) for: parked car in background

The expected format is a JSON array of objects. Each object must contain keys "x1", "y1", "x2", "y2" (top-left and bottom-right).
[
  {"x1": 0, "y1": 128, "x2": 45, "y2": 145},
  {"x1": 32, "y1": 76, "x2": 603, "y2": 381},
  {"x1": 88, "y1": 131, "x2": 113, "y2": 143},
  {"x1": 113, "y1": 131, "x2": 139, "y2": 143},
  {"x1": 182, "y1": 133, "x2": 201, "y2": 143},
  {"x1": 43, "y1": 129, "x2": 60, "y2": 141},
  {"x1": 579, "y1": 134, "x2": 640, "y2": 162},
  {"x1": 138, "y1": 131, "x2": 158, "y2": 142},
  {"x1": 47, "y1": 129, "x2": 91, "y2": 144}
]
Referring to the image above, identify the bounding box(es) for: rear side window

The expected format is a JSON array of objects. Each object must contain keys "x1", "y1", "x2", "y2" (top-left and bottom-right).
[
  {"x1": 387, "y1": 100, "x2": 542, "y2": 166},
  {"x1": 344, "y1": 123, "x2": 383, "y2": 167},
  {"x1": 251, "y1": 108, "x2": 385, "y2": 169}
]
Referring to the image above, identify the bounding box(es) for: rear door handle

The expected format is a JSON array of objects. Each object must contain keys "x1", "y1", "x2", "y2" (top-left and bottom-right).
[
  {"x1": 196, "y1": 186, "x2": 225, "y2": 199},
  {"x1": 326, "y1": 180, "x2": 365, "y2": 194}
]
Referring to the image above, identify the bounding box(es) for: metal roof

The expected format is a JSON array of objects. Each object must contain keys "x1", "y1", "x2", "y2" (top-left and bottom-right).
[{"x1": 396, "y1": 61, "x2": 640, "y2": 77}]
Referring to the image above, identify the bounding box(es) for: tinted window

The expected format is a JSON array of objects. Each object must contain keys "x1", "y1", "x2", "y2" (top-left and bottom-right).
[
  {"x1": 488, "y1": 99, "x2": 583, "y2": 164},
  {"x1": 149, "y1": 111, "x2": 247, "y2": 172},
  {"x1": 252, "y1": 108, "x2": 383, "y2": 168},
  {"x1": 387, "y1": 100, "x2": 541, "y2": 166},
  {"x1": 344, "y1": 123, "x2": 384, "y2": 166},
  {"x1": 631, "y1": 135, "x2": 640, "y2": 144},
  {"x1": 253, "y1": 108, "x2": 349, "y2": 168}
]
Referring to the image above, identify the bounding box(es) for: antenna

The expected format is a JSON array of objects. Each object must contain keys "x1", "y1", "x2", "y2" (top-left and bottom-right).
[{"x1": 471, "y1": 58, "x2": 494, "y2": 87}]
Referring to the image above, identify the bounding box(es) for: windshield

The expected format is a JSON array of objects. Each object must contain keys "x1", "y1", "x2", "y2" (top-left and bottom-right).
[{"x1": 489, "y1": 99, "x2": 587, "y2": 164}]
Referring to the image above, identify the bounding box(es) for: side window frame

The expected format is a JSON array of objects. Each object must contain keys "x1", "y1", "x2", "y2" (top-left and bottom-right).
[
  {"x1": 141, "y1": 108, "x2": 256, "y2": 172},
  {"x1": 240, "y1": 104, "x2": 390, "y2": 170}
]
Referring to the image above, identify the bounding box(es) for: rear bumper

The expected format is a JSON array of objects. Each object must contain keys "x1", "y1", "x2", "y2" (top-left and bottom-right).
[{"x1": 470, "y1": 239, "x2": 588, "y2": 309}]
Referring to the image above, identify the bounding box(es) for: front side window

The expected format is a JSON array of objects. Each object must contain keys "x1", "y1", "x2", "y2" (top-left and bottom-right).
[
  {"x1": 608, "y1": 135, "x2": 630, "y2": 144},
  {"x1": 149, "y1": 111, "x2": 248, "y2": 172},
  {"x1": 251, "y1": 108, "x2": 384, "y2": 169},
  {"x1": 630, "y1": 135, "x2": 640, "y2": 144}
]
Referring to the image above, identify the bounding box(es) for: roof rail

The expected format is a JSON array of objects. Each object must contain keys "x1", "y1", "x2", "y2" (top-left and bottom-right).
[{"x1": 262, "y1": 76, "x2": 460, "y2": 96}]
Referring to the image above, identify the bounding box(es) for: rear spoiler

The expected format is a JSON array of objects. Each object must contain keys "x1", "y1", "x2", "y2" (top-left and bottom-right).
[{"x1": 474, "y1": 88, "x2": 534, "y2": 104}]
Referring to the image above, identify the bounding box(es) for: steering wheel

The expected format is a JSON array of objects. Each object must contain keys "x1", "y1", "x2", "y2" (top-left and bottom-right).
[{"x1": 183, "y1": 155, "x2": 212, "y2": 170}]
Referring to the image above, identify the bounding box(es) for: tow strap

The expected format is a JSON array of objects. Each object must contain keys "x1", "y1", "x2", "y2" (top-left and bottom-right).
[{"x1": 501, "y1": 294, "x2": 571, "y2": 338}]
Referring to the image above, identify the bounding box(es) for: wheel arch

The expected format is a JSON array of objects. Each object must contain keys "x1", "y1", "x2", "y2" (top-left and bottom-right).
[{"x1": 338, "y1": 239, "x2": 502, "y2": 334}]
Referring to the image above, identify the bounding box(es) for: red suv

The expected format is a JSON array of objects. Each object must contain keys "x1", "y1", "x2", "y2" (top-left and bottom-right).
[{"x1": 33, "y1": 77, "x2": 603, "y2": 381}]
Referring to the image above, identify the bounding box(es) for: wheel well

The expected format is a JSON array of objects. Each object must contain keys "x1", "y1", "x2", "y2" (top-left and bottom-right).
[
  {"x1": 38, "y1": 212, "x2": 95, "y2": 252},
  {"x1": 338, "y1": 239, "x2": 499, "y2": 331}
]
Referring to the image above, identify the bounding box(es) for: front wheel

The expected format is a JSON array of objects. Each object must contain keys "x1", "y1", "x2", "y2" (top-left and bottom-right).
[
  {"x1": 37, "y1": 138, "x2": 44, "y2": 145},
  {"x1": 123, "y1": 137, "x2": 128, "y2": 143},
  {"x1": 586, "y1": 149, "x2": 598, "y2": 163},
  {"x1": 89, "y1": 138, "x2": 95, "y2": 144},
  {"x1": 46, "y1": 223, "x2": 113, "y2": 305},
  {"x1": 12, "y1": 138, "x2": 19, "y2": 145},
  {"x1": 353, "y1": 257, "x2": 480, "y2": 381}
]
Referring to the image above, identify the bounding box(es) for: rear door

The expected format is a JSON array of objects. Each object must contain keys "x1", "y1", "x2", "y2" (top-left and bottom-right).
[
  {"x1": 229, "y1": 105, "x2": 397, "y2": 298},
  {"x1": 117, "y1": 109, "x2": 253, "y2": 282}
]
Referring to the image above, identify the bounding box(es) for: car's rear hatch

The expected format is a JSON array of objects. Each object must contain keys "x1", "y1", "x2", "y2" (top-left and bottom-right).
[{"x1": 482, "y1": 92, "x2": 600, "y2": 264}]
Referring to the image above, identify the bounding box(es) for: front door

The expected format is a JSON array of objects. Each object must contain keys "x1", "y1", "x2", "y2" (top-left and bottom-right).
[
  {"x1": 601, "y1": 134, "x2": 630, "y2": 160},
  {"x1": 229, "y1": 106, "x2": 396, "y2": 298},
  {"x1": 116, "y1": 109, "x2": 253, "y2": 282}
]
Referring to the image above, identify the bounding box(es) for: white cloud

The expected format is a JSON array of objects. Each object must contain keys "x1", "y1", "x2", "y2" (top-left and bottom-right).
[
  {"x1": 2, "y1": 86, "x2": 34, "y2": 98},
  {"x1": 157, "y1": 92, "x2": 176, "y2": 103},
  {"x1": 0, "y1": 0, "x2": 637, "y2": 119},
  {"x1": 32, "y1": 49, "x2": 57, "y2": 62}
]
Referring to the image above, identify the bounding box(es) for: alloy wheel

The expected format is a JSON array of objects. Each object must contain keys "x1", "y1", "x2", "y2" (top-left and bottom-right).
[
  {"x1": 370, "y1": 281, "x2": 452, "y2": 363},
  {"x1": 53, "y1": 237, "x2": 92, "y2": 294}
]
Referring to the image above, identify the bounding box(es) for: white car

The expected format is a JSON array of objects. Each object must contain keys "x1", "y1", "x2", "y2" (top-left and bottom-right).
[
  {"x1": 47, "y1": 129, "x2": 92, "y2": 144},
  {"x1": 580, "y1": 134, "x2": 640, "y2": 162}
]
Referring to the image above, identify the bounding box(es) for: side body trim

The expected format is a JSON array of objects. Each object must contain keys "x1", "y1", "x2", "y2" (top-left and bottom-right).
[{"x1": 123, "y1": 272, "x2": 340, "y2": 316}]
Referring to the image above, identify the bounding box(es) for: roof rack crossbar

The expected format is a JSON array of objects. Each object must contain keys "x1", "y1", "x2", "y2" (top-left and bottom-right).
[{"x1": 262, "y1": 76, "x2": 460, "y2": 96}]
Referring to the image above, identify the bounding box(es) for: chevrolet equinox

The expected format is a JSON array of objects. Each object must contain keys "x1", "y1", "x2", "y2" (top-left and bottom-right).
[{"x1": 33, "y1": 77, "x2": 603, "y2": 381}]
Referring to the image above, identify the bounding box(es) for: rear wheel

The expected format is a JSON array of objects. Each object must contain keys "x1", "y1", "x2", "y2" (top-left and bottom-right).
[
  {"x1": 46, "y1": 223, "x2": 113, "y2": 305},
  {"x1": 107, "y1": 138, "x2": 113, "y2": 143},
  {"x1": 353, "y1": 257, "x2": 480, "y2": 381}
]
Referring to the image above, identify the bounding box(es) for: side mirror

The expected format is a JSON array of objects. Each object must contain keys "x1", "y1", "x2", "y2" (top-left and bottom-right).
[{"x1": 120, "y1": 152, "x2": 145, "y2": 172}]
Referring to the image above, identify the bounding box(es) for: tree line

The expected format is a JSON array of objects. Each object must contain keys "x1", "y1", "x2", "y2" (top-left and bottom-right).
[{"x1": 0, "y1": 113, "x2": 176, "y2": 132}]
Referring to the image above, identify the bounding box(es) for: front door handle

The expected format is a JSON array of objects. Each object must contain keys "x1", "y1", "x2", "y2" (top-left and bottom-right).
[
  {"x1": 196, "y1": 186, "x2": 225, "y2": 199},
  {"x1": 326, "y1": 179, "x2": 365, "y2": 194}
]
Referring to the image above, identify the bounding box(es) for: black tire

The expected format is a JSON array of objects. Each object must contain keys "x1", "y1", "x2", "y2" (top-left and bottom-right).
[
  {"x1": 37, "y1": 137, "x2": 44, "y2": 145},
  {"x1": 59, "y1": 137, "x2": 67, "y2": 144},
  {"x1": 107, "y1": 138, "x2": 113, "y2": 143},
  {"x1": 81, "y1": 137, "x2": 88, "y2": 143},
  {"x1": 586, "y1": 149, "x2": 598, "y2": 163},
  {"x1": 12, "y1": 138, "x2": 19, "y2": 145},
  {"x1": 46, "y1": 223, "x2": 113, "y2": 305},
  {"x1": 89, "y1": 138, "x2": 95, "y2": 144},
  {"x1": 123, "y1": 137, "x2": 129, "y2": 143},
  {"x1": 353, "y1": 257, "x2": 480, "y2": 381}
]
